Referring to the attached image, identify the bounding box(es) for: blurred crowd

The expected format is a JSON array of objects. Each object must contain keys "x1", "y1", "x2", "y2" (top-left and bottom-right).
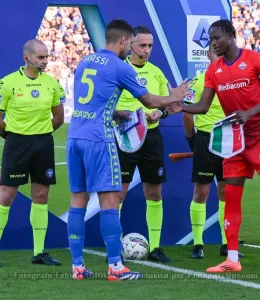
[
  {"x1": 232, "y1": 0, "x2": 260, "y2": 50},
  {"x1": 36, "y1": 3, "x2": 260, "y2": 81},
  {"x1": 36, "y1": 7, "x2": 94, "y2": 80}
]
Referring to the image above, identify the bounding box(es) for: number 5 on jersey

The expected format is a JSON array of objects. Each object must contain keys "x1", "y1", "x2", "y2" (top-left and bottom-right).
[{"x1": 78, "y1": 68, "x2": 97, "y2": 104}]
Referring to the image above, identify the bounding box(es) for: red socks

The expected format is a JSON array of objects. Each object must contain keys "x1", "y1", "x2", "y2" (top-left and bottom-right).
[{"x1": 224, "y1": 184, "x2": 244, "y2": 251}]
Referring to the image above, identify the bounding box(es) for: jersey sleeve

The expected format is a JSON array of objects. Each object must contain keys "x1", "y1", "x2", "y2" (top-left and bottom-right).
[
  {"x1": 0, "y1": 78, "x2": 10, "y2": 111},
  {"x1": 204, "y1": 64, "x2": 215, "y2": 90},
  {"x1": 118, "y1": 62, "x2": 148, "y2": 99},
  {"x1": 52, "y1": 79, "x2": 66, "y2": 107},
  {"x1": 158, "y1": 70, "x2": 169, "y2": 96}
]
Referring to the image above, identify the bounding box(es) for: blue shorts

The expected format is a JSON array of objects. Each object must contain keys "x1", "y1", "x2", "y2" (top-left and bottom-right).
[{"x1": 66, "y1": 139, "x2": 122, "y2": 193}]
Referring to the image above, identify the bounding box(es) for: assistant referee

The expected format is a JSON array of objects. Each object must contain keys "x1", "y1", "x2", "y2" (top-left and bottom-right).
[
  {"x1": 0, "y1": 39, "x2": 65, "y2": 266},
  {"x1": 115, "y1": 26, "x2": 171, "y2": 263}
]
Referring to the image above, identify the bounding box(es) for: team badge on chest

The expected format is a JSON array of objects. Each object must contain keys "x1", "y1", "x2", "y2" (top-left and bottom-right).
[
  {"x1": 31, "y1": 90, "x2": 40, "y2": 98},
  {"x1": 238, "y1": 62, "x2": 247, "y2": 70}
]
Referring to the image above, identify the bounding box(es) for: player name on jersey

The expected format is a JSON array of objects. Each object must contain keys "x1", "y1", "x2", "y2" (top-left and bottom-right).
[{"x1": 83, "y1": 54, "x2": 109, "y2": 65}]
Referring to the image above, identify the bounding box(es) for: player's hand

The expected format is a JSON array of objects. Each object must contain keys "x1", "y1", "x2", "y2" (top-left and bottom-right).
[
  {"x1": 113, "y1": 110, "x2": 131, "y2": 121},
  {"x1": 149, "y1": 110, "x2": 162, "y2": 124},
  {"x1": 145, "y1": 112, "x2": 152, "y2": 122},
  {"x1": 166, "y1": 102, "x2": 183, "y2": 115},
  {"x1": 232, "y1": 110, "x2": 251, "y2": 124},
  {"x1": 170, "y1": 79, "x2": 190, "y2": 103}
]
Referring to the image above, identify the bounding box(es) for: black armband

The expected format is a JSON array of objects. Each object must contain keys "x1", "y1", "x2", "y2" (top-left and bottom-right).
[{"x1": 158, "y1": 108, "x2": 168, "y2": 119}]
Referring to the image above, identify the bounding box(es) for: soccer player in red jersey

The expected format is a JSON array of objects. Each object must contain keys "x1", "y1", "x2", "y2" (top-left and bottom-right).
[{"x1": 173, "y1": 19, "x2": 260, "y2": 273}]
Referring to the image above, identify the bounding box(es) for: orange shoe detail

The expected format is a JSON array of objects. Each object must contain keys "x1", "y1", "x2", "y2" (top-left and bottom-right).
[{"x1": 206, "y1": 258, "x2": 242, "y2": 273}]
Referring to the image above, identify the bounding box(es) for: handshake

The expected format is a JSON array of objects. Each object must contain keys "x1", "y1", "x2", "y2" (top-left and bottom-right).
[
  {"x1": 113, "y1": 78, "x2": 190, "y2": 122},
  {"x1": 163, "y1": 82, "x2": 187, "y2": 115}
]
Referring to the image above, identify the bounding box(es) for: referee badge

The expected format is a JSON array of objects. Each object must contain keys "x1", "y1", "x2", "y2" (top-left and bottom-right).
[
  {"x1": 139, "y1": 78, "x2": 147, "y2": 86},
  {"x1": 158, "y1": 167, "x2": 164, "y2": 176},
  {"x1": 31, "y1": 90, "x2": 40, "y2": 98},
  {"x1": 46, "y1": 169, "x2": 54, "y2": 178}
]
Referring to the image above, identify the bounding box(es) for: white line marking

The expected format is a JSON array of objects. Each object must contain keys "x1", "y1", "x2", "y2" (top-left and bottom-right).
[
  {"x1": 244, "y1": 244, "x2": 260, "y2": 249},
  {"x1": 82, "y1": 248, "x2": 260, "y2": 289},
  {"x1": 220, "y1": 0, "x2": 231, "y2": 19},
  {"x1": 55, "y1": 162, "x2": 67, "y2": 166},
  {"x1": 144, "y1": 0, "x2": 183, "y2": 85}
]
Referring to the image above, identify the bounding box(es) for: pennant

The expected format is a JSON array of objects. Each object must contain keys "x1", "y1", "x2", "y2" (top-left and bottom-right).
[
  {"x1": 209, "y1": 121, "x2": 245, "y2": 158},
  {"x1": 114, "y1": 108, "x2": 147, "y2": 153}
]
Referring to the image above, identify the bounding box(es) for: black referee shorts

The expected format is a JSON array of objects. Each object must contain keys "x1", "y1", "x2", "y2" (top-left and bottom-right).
[
  {"x1": 1, "y1": 133, "x2": 56, "y2": 186},
  {"x1": 117, "y1": 127, "x2": 166, "y2": 184},
  {"x1": 192, "y1": 130, "x2": 224, "y2": 184}
]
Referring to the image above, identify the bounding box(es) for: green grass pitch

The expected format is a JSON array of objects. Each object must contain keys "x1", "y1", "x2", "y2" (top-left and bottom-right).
[{"x1": 0, "y1": 124, "x2": 260, "y2": 299}]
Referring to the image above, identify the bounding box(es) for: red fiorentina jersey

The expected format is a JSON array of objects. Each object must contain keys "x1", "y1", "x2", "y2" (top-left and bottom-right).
[{"x1": 205, "y1": 49, "x2": 260, "y2": 136}]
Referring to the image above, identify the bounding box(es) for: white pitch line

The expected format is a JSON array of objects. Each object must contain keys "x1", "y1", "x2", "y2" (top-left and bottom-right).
[
  {"x1": 55, "y1": 162, "x2": 67, "y2": 165},
  {"x1": 244, "y1": 244, "x2": 260, "y2": 249},
  {"x1": 82, "y1": 248, "x2": 260, "y2": 289}
]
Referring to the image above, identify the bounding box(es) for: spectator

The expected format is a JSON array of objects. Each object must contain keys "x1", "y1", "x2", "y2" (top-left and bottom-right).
[
  {"x1": 231, "y1": 0, "x2": 260, "y2": 52},
  {"x1": 36, "y1": 7, "x2": 95, "y2": 80}
]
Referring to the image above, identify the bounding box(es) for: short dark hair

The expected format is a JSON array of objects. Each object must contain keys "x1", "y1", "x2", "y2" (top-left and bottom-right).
[
  {"x1": 209, "y1": 19, "x2": 236, "y2": 38},
  {"x1": 133, "y1": 26, "x2": 152, "y2": 36},
  {"x1": 105, "y1": 19, "x2": 133, "y2": 44}
]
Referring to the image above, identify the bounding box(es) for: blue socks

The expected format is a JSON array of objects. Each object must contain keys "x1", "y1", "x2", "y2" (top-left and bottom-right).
[
  {"x1": 100, "y1": 209, "x2": 122, "y2": 264},
  {"x1": 68, "y1": 208, "x2": 122, "y2": 266},
  {"x1": 67, "y1": 207, "x2": 86, "y2": 266}
]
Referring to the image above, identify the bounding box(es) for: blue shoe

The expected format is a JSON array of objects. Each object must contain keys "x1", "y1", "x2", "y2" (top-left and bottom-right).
[
  {"x1": 72, "y1": 265, "x2": 94, "y2": 280},
  {"x1": 107, "y1": 266, "x2": 142, "y2": 281}
]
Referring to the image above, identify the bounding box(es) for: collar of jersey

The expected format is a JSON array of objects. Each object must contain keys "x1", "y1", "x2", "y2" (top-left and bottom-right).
[
  {"x1": 125, "y1": 55, "x2": 148, "y2": 69},
  {"x1": 223, "y1": 49, "x2": 243, "y2": 66},
  {"x1": 125, "y1": 55, "x2": 147, "y2": 66},
  {"x1": 99, "y1": 49, "x2": 118, "y2": 56},
  {"x1": 19, "y1": 66, "x2": 42, "y2": 77}
]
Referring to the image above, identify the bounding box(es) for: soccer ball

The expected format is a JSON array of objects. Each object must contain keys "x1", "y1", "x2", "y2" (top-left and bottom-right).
[{"x1": 121, "y1": 233, "x2": 149, "y2": 260}]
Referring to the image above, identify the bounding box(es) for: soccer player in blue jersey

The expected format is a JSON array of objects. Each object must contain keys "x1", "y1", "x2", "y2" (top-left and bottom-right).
[{"x1": 66, "y1": 19, "x2": 189, "y2": 281}]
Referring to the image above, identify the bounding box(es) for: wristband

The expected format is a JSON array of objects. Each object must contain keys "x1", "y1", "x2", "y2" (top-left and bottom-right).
[{"x1": 158, "y1": 109, "x2": 168, "y2": 119}]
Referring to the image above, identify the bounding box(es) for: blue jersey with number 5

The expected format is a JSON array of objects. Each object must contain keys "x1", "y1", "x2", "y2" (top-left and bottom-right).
[{"x1": 68, "y1": 49, "x2": 148, "y2": 142}]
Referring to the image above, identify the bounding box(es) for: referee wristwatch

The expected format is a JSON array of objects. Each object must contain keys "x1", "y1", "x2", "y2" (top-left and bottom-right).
[{"x1": 157, "y1": 108, "x2": 168, "y2": 119}]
